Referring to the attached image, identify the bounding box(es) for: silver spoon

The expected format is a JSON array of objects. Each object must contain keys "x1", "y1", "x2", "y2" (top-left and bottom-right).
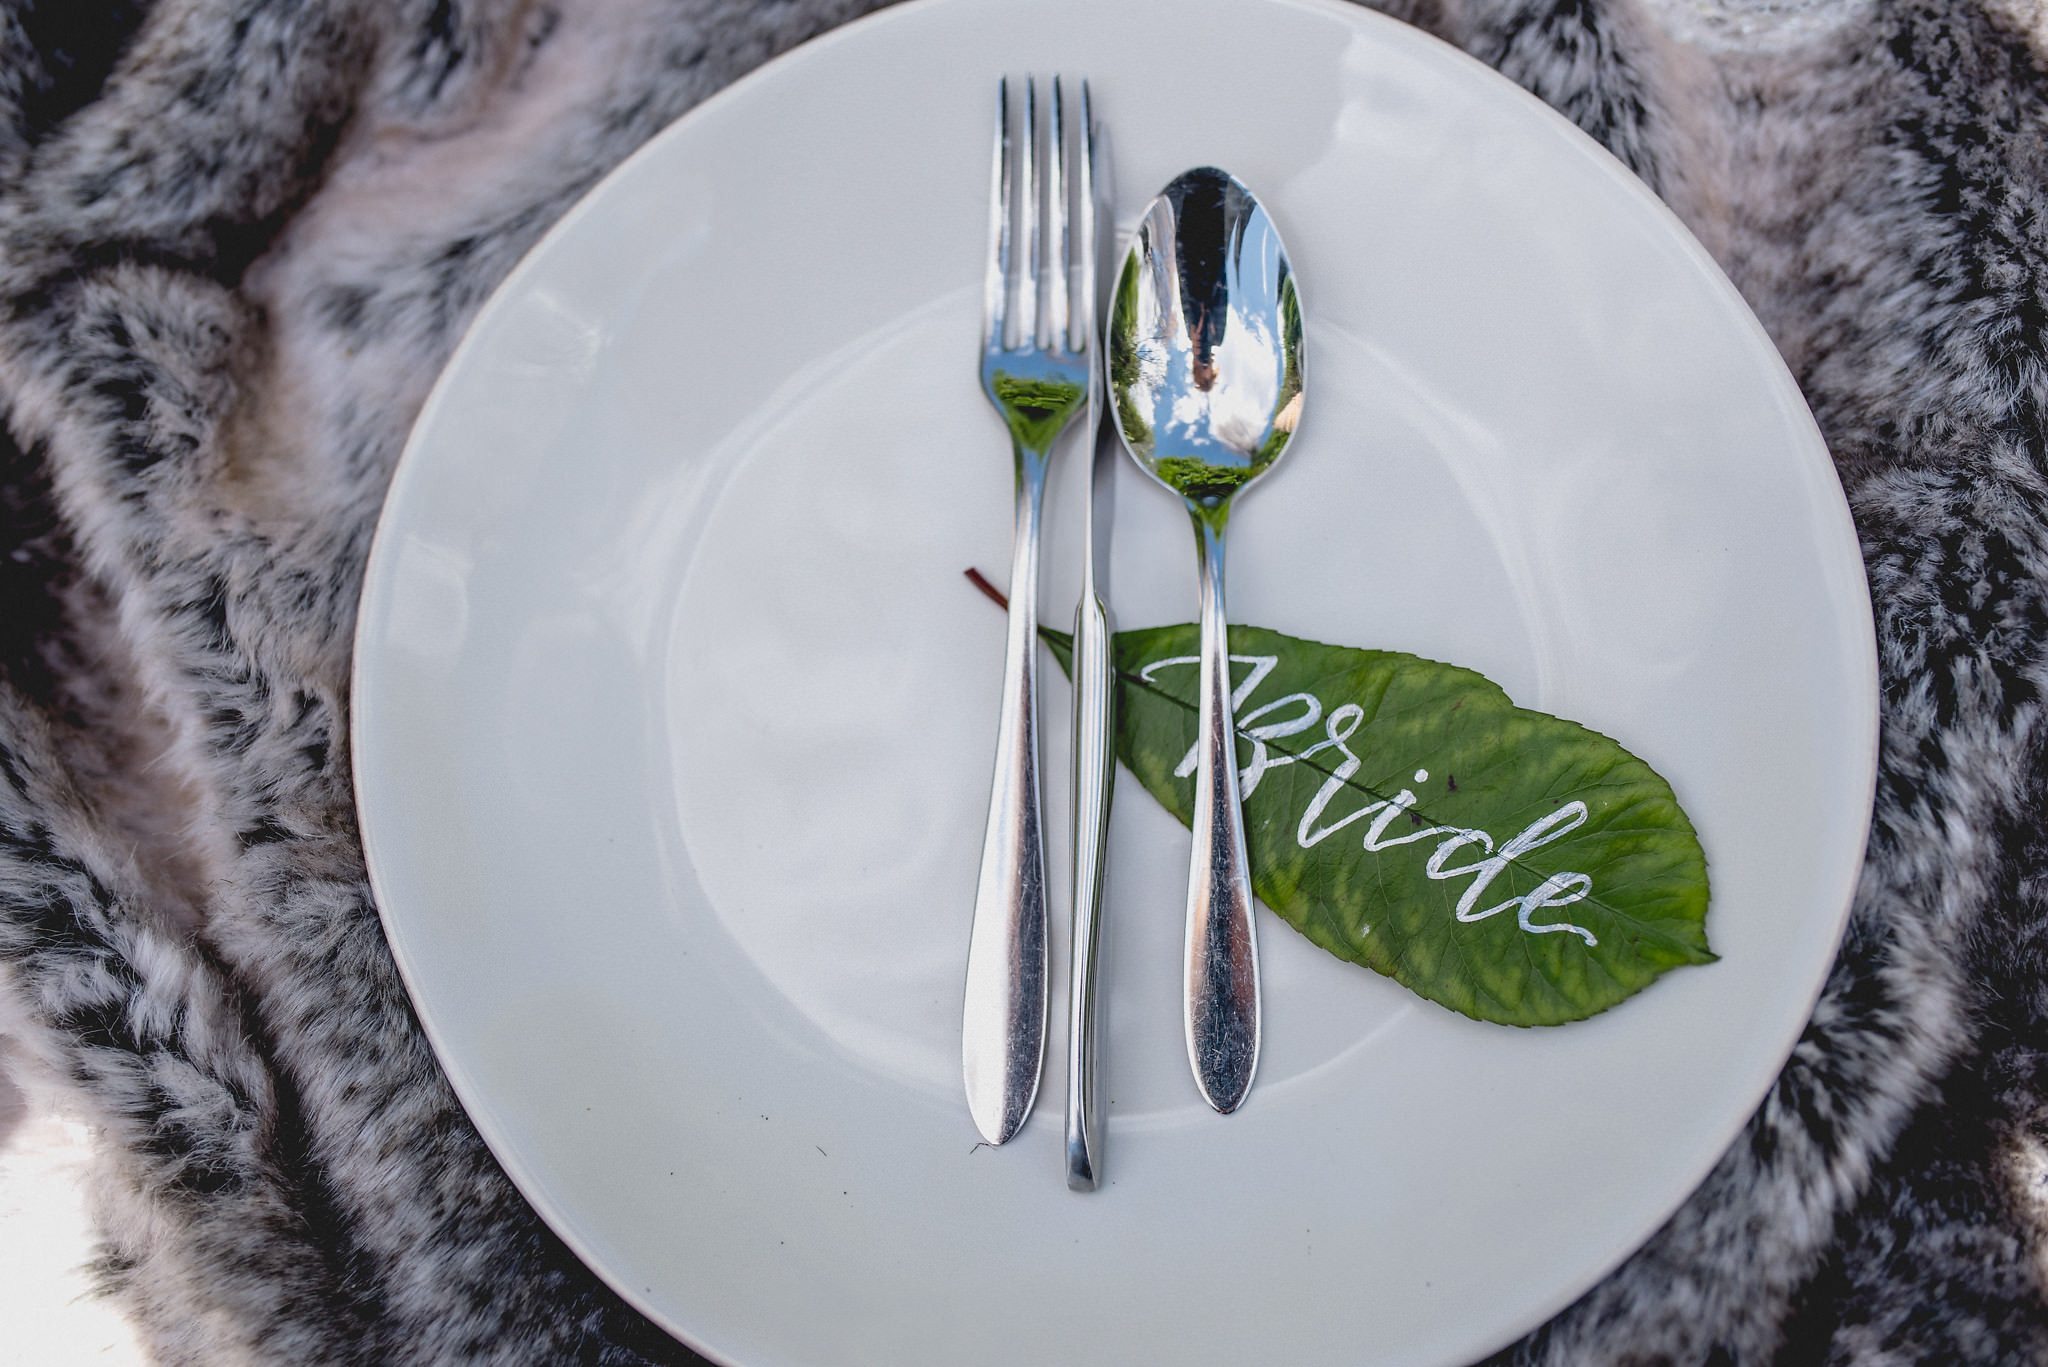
[{"x1": 1106, "y1": 166, "x2": 1304, "y2": 1113}]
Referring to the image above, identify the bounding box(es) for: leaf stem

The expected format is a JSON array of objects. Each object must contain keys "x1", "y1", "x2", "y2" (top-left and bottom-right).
[{"x1": 964, "y1": 566, "x2": 1009, "y2": 611}]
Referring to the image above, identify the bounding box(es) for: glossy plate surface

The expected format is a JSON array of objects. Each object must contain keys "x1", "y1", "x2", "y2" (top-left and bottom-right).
[{"x1": 352, "y1": 2, "x2": 1878, "y2": 1363}]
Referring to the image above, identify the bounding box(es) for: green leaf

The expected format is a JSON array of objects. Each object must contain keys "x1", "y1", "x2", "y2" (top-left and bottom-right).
[{"x1": 1044, "y1": 622, "x2": 1713, "y2": 1026}]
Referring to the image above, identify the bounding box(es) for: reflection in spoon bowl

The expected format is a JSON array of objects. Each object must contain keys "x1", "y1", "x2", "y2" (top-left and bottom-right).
[{"x1": 1111, "y1": 168, "x2": 1303, "y2": 503}]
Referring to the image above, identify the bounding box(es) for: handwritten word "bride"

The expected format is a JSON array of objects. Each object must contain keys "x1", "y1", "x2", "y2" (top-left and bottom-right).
[{"x1": 1139, "y1": 653, "x2": 1600, "y2": 947}]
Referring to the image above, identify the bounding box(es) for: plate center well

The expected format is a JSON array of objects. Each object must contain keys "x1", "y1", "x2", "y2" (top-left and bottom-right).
[{"x1": 662, "y1": 299, "x2": 1547, "y2": 1119}]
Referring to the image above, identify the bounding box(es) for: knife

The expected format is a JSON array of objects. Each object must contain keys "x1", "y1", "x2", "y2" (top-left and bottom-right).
[{"x1": 1065, "y1": 97, "x2": 1115, "y2": 1191}]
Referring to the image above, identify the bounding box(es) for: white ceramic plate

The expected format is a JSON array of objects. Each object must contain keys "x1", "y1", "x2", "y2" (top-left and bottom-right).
[{"x1": 352, "y1": 1, "x2": 1878, "y2": 1363}]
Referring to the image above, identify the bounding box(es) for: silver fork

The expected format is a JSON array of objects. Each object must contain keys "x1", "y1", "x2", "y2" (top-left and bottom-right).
[{"x1": 963, "y1": 75, "x2": 1097, "y2": 1146}]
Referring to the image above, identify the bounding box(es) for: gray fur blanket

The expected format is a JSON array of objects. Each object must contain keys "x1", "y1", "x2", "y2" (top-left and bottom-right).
[{"x1": 0, "y1": 0, "x2": 2043, "y2": 1362}]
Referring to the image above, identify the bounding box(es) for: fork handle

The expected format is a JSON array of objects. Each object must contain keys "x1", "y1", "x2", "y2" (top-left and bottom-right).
[
  {"x1": 1185, "y1": 512, "x2": 1260, "y2": 1113},
  {"x1": 1064, "y1": 586, "x2": 1114, "y2": 1189},
  {"x1": 962, "y1": 450, "x2": 1051, "y2": 1145}
]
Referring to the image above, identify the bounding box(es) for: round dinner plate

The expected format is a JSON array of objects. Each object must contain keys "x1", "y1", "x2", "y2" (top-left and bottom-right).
[{"x1": 351, "y1": 1, "x2": 1879, "y2": 1363}]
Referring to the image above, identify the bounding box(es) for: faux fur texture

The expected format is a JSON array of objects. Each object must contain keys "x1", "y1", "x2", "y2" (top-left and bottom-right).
[{"x1": 0, "y1": 0, "x2": 2043, "y2": 1362}]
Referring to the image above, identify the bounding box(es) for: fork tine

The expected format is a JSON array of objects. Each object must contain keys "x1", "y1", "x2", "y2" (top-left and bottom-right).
[
  {"x1": 1014, "y1": 76, "x2": 1038, "y2": 350},
  {"x1": 983, "y1": 79, "x2": 1010, "y2": 350},
  {"x1": 1045, "y1": 77, "x2": 1069, "y2": 349},
  {"x1": 1074, "y1": 79, "x2": 1096, "y2": 355}
]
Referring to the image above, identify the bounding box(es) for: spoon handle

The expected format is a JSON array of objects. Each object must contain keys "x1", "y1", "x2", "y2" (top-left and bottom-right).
[
  {"x1": 1185, "y1": 514, "x2": 1261, "y2": 1113},
  {"x1": 962, "y1": 453, "x2": 1051, "y2": 1145}
]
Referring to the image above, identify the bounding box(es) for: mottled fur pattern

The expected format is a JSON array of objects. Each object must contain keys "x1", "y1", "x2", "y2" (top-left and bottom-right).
[{"x1": 0, "y1": 0, "x2": 2041, "y2": 1362}]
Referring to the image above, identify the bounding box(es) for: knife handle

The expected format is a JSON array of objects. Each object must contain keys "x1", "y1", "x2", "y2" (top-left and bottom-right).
[{"x1": 1065, "y1": 589, "x2": 1115, "y2": 1190}]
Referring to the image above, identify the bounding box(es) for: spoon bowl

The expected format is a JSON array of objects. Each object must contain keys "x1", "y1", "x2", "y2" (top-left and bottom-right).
[
  {"x1": 1107, "y1": 166, "x2": 1305, "y2": 1114},
  {"x1": 1109, "y1": 166, "x2": 1304, "y2": 512}
]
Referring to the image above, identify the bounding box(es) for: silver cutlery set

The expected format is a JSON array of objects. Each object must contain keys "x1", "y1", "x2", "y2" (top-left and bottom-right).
[{"x1": 961, "y1": 76, "x2": 1306, "y2": 1187}]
